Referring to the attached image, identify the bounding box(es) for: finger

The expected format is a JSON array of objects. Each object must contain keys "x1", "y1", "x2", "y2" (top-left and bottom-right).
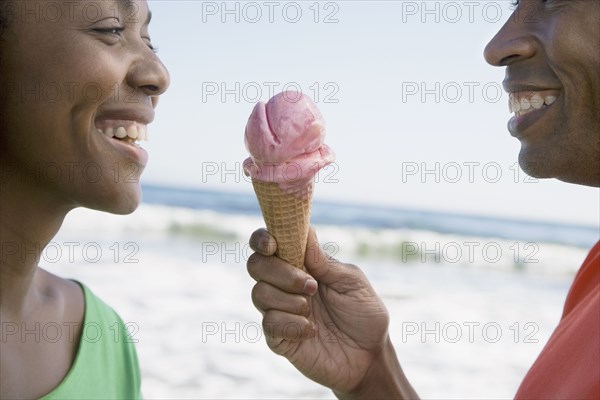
[
  {"x1": 304, "y1": 226, "x2": 359, "y2": 284},
  {"x1": 262, "y1": 310, "x2": 315, "y2": 342},
  {"x1": 247, "y1": 252, "x2": 318, "y2": 295},
  {"x1": 249, "y1": 228, "x2": 277, "y2": 256},
  {"x1": 252, "y1": 281, "x2": 311, "y2": 317}
]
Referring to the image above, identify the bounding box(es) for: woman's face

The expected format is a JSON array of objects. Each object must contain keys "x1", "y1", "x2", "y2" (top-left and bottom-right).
[{"x1": 0, "y1": 0, "x2": 170, "y2": 214}]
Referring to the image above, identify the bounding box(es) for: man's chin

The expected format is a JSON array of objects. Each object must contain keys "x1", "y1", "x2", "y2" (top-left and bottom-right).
[
  {"x1": 517, "y1": 152, "x2": 554, "y2": 180},
  {"x1": 519, "y1": 151, "x2": 600, "y2": 187}
]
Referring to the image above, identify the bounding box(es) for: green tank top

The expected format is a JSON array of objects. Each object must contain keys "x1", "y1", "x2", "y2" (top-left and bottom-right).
[{"x1": 41, "y1": 283, "x2": 142, "y2": 399}]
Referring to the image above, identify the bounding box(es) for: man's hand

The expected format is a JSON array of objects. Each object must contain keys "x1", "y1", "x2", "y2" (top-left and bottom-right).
[{"x1": 247, "y1": 227, "x2": 418, "y2": 398}]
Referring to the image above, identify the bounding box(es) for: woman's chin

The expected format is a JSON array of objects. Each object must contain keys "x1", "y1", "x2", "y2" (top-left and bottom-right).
[
  {"x1": 77, "y1": 183, "x2": 143, "y2": 215},
  {"x1": 106, "y1": 201, "x2": 141, "y2": 215},
  {"x1": 107, "y1": 192, "x2": 143, "y2": 215}
]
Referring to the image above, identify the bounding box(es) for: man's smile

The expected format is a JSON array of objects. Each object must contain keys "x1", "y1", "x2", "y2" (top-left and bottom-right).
[{"x1": 508, "y1": 91, "x2": 559, "y2": 117}]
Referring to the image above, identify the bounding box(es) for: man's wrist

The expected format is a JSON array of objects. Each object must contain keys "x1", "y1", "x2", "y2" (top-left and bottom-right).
[{"x1": 334, "y1": 336, "x2": 419, "y2": 400}]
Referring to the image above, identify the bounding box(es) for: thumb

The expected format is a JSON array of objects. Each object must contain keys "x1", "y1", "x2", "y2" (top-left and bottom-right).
[{"x1": 304, "y1": 227, "x2": 348, "y2": 285}]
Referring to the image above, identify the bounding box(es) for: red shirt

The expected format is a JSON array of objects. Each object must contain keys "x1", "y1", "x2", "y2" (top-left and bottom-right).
[{"x1": 516, "y1": 240, "x2": 600, "y2": 399}]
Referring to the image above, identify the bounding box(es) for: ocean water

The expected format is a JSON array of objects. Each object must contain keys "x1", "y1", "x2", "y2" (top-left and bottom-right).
[
  {"x1": 140, "y1": 184, "x2": 598, "y2": 249},
  {"x1": 42, "y1": 184, "x2": 598, "y2": 398}
]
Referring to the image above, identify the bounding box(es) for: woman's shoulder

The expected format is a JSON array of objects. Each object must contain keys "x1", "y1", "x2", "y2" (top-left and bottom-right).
[
  {"x1": 37, "y1": 268, "x2": 85, "y2": 325},
  {"x1": 39, "y1": 268, "x2": 125, "y2": 328},
  {"x1": 39, "y1": 270, "x2": 142, "y2": 399}
]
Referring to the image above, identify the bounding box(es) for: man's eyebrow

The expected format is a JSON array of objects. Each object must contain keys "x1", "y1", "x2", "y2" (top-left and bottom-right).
[
  {"x1": 120, "y1": 0, "x2": 134, "y2": 8},
  {"x1": 118, "y1": 0, "x2": 152, "y2": 25}
]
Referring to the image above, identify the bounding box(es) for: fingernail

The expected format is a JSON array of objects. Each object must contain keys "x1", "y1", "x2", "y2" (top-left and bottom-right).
[
  {"x1": 258, "y1": 237, "x2": 267, "y2": 251},
  {"x1": 303, "y1": 278, "x2": 318, "y2": 295}
]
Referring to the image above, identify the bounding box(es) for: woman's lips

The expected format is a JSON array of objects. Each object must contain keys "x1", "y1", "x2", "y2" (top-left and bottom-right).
[
  {"x1": 95, "y1": 120, "x2": 148, "y2": 142},
  {"x1": 93, "y1": 121, "x2": 149, "y2": 167}
]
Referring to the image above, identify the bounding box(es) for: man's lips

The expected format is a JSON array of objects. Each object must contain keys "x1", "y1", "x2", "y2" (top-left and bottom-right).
[
  {"x1": 506, "y1": 89, "x2": 561, "y2": 140},
  {"x1": 508, "y1": 90, "x2": 560, "y2": 117}
]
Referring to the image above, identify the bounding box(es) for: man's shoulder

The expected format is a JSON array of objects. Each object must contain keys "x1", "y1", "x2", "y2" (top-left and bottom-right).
[{"x1": 563, "y1": 240, "x2": 600, "y2": 317}]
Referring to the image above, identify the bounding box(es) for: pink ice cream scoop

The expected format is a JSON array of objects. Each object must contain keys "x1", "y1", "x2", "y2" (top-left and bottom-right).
[{"x1": 243, "y1": 91, "x2": 335, "y2": 193}]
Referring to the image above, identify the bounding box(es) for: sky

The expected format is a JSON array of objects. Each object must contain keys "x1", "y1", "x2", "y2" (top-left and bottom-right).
[{"x1": 142, "y1": 0, "x2": 599, "y2": 227}]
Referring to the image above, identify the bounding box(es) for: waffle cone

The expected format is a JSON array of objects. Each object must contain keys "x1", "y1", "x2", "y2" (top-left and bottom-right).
[{"x1": 252, "y1": 180, "x2": 313, "y2": 269}]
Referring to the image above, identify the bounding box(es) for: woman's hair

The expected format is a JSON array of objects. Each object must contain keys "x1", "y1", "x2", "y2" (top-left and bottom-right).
[
  {"x1": 0, "y1": 1, "x2": 11, "y2": 56},
  {"x1": 0, "y1": 1, "x2": 12, "y2": 35},
  {"x1": 0, "y1": 3, "x2": 7, "y2": 39}
]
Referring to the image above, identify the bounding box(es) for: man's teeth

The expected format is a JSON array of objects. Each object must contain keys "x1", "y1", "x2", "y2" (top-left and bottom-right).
[
  {"x1": 96, "y1": 125, "x2": 148, "y2": 142},
  {"x1": 509, "y1": 94, "x2": 558, "y2": 117}
]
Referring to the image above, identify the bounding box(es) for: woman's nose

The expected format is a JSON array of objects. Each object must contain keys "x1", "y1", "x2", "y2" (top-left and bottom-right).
[{"x1": 127, "y1": 50, "x2": 171, "y2": 99}]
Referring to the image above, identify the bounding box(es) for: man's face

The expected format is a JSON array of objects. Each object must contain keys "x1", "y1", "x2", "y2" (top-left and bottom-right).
[{"x1": 484, "y1": 0, "x2": 599, "y2": 187}]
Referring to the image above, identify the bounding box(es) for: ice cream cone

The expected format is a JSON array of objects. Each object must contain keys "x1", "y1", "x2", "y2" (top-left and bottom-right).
[
  {"x1": 252, "y1": 180, "x2": 313, "y2": 269},
  {"x1": 244, "y1": 91, "x2": 334, "y2": 268}
]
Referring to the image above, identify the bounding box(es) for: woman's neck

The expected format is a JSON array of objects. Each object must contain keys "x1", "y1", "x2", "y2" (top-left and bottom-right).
[{"x1": 0, "y1": 177, "x2": 72, "y2": 318}]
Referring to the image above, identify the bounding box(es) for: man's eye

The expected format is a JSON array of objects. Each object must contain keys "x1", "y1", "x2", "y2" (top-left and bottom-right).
[
  {"x1": 511, "y1": 0, "x2": 552, "y2": 6},
  {"x1": 94, "y1": 27, "x2": 125, "y2": 35},
  {"x1": 142, "y1": 36, "x2": 158, "y2": 53}
]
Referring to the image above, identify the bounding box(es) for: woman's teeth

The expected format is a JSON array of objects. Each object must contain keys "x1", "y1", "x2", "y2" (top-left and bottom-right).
[
  {"x1": 509, "y1": 93, "x2": 557, "y2": 117},
  {"x1": 96, "y1": 124, "x2": 148, "y2": 143}
]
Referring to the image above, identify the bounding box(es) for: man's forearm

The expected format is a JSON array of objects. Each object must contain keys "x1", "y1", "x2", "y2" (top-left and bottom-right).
[{"x1": 334, "y1": 336, "x2": 419, "y2": 400}]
